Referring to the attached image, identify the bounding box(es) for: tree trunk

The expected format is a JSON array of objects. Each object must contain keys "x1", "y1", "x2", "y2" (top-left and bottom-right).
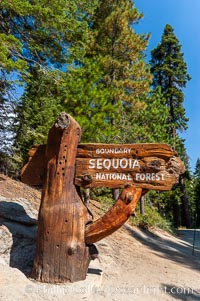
[
  {"x1": 140, "y1": 196, "x2": 145, "y2": 215},
  {"x1": 112, "y1": 188, "x2": 120, "y2": 201},
  {"x1": 173, "y1": 202, "x2": 181, "y2": 228},
  {"x1": 83, "y1": 188, "x2": 90, "y2": 205},
  {"x1": 180, "y1": 175, "x2": 191, "y2": 228},
  {"x1": 32, "y1": 112, "x2": 91, "y2": 283}
]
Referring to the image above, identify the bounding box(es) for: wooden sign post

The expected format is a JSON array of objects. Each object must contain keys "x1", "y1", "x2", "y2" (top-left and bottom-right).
[{"x1": 21, "y1": 112, "x2": 185, "y2": 283}]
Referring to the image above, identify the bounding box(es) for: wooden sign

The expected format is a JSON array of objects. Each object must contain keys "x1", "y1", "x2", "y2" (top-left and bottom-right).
[
  {"x1": 75, "y1": 143, "x2": 185, "y2": 190},
  {"x1": 21, "y1": 142, "x2": 185, "y2": 191},
  {"x1": 20, "y1": 112, "x2": 186, "y2": 284}
]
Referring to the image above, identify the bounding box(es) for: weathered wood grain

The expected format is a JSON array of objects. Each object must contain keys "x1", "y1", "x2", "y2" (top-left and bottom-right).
[
  {"x1": 75, "y1": 144, "x2": 185, "y2": 190},
  {"x1": 32, "y1": 112, "x2": 91, "y2": 283},
  {"x1": 85, "y1": 186, "x2": 143, "y2": 244},
  {"x1": 76, "y1": 143, "x2": 176, "y2": 158}
]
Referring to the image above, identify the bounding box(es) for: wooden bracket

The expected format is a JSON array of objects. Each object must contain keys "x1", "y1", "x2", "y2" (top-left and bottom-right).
[{"x1": 85, "y1": 186, "x2": 143, "y2": 244}]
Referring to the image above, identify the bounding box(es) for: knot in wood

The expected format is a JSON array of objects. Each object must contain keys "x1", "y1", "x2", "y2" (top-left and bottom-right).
[
  {"x1": 123, "y1": 192, "x2": 133, "y2": 204},
  {"x1": 147, "y1": 159, "x2": 162, "y2": 171},
  {"x1": 76, "y1": 128, "x2": 81, "y2": 136},
  {"x1": 131, "y1": 211, "x2": 136, "y2": 217},
  {"x1": 167, "y1": 156, "x2": 185, "y2": 175},
  {"x1": 81, "y1": 174, "x2": 93, "y2": 184},
  {"x1": 67, "y1": 246, "x2": 76, "y2": 256},
  {"x1": 55, "y1": 112, "x2": 70, "y2": 129}
]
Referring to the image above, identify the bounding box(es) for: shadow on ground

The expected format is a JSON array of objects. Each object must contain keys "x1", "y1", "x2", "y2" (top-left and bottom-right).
[
  {"x1": 88, "y1": 268, "x2": 102, "y2": 275},
  {"x1": 0, "y1": 201, "x2": 37, "y2": 275},
  {"x1": 125, "y1": 224, "x2": 200, "y2": 272}
]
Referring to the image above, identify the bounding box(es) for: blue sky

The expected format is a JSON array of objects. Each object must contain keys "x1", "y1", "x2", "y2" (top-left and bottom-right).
[{"x1": 134, "y1": 0, "x2": 200, "y2": 171}]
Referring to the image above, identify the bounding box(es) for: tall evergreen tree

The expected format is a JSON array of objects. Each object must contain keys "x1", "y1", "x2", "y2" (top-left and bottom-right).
[
  {"x1": 150, "y1": 24, "x2": 191, "y2": 228},
  {"x1": 93, "y1": 0, "x2": 150, "y2": 200},
  {"x1": 114, "y1": 87, "x2": 169, "y2": 144},
  {"x1": 86, "y1": 0, "x2": 152, "y2": 128},
  {"x1": 15, "y1": 67, "x2": 64, "y2": 161},
  {"x1": 194, "y1": 158, "x2": 200, "y2": 178},
  {"x1": 150, "y1": 24, "x2": 191, "y2": 143},
  {"x1": 16, "y1": 0, "x2": 152, "y2": 154},
  {"x1": 1, "y1": 0, "x2": 99, "y2": 164},
  {"x1": 62, "y1": 58, "x2": 118, "y2": 143},
  {"x1": 0, "y1": 0, "x2": 98, "y2": 155}
]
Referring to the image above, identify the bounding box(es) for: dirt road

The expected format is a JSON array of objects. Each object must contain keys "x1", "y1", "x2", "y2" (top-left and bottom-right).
[
  {"x1": 177, "y1": 229, "x2": 200, "y2": 255},
  {"x1": 94, "y1": 225, "x2": 200, "y2": 301}
]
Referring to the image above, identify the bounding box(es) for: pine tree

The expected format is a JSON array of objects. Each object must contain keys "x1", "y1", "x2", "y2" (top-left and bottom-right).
[
  {"x1": 194, "y1": 158, "x2": 200, "y2": 178},
  {"x1": 1, "y1": 0, "x2": 99, "y2": 165},
  {"x1": 82, "y1": 0, "x2": 152, "y2": 135},
  {"x1": 111, "y1": 87, "x2": 169, "y2": 144},
  {"x1": 15, "y1": 67, "x2": 64, "y2": 161},
  {"x1": 0, "y1": 0, "x2": 97, "y2": 71},
  {"x1": 150, "y1": 24, "x2": 191, "y2": 228},
  {"x1": 62, "y1": 58, "x2": 119, "y2": 143},
  {"x1": 150, "y1": 24, "x2": 191, "y2": 143},
  {"x1": 60, "y1": 0, "x2": 152, "y2": 145},
  {"x1": 61, "y1": 0, "x2": 152, "y2": 201}
]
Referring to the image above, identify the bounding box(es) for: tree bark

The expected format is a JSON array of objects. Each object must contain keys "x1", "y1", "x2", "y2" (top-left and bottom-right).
[
  {"x1": 32, "y1": 112, "x2": 91, "y2": 283},
  {"x1": 83, "y1": 188, "x2": 90, "y2": 205},
  {"x1": 173, "y1": 202, "x2": 181, "y2": 228},
  {"x1": 180, "y1": 175, "x2": 191, "y2": 228},
  {"x1": 112, "y1": 188, "x2": 120, "y2": 201},
  {"x1": 140, "y1": 196, "x2": 145, "y2": 215}
]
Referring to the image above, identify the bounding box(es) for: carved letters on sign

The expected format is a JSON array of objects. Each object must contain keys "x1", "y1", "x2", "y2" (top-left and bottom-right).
[{"x1": 74, "y1": 143, "x2": 185, "y2": 190}]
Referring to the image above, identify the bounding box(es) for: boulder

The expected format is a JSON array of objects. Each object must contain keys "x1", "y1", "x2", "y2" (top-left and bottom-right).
[
  {"x1": 0, "y1": 197, "x2": 38, "y2": 274},
  {"x1": 0, "y1": 225, "x2": 13, "y2": 265}
]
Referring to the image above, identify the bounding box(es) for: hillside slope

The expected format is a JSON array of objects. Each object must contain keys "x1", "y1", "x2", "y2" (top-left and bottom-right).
[{"x1": 0, "y1": 174, "x2": 200, "y2": 301}]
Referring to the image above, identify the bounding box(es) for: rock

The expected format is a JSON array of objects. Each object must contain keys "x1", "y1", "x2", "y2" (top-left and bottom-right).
[
  {"x1": 0, "y1": 256, "x2": 7, "y2": 265},
  {"x1": 0, "y1": 197, "x2": 38, "y2": 225},
  {"x1": 0, "y1": 197, "x2": 38, "y2": 274},
  {"x1": 0, "y1": 225, "x2": 13, "y2": 265}
]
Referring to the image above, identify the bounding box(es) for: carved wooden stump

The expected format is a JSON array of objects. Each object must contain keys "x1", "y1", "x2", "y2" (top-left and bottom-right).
[{"x1": 32, "y1": 113, "x2": 90, "y2": 283}]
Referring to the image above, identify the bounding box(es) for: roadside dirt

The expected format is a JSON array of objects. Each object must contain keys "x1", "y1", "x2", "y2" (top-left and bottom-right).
[
  {"x1": 0, "y1": 174, "x2": 41, "y2": 210},
  {"x1": 0, "y1": 174, "x2": 200, "y2": 301}
]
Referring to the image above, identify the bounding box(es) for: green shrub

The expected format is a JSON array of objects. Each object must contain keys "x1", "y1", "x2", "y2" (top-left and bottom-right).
[
  {"x1": 90, "y1": 187, "x2": 115, "y2": 212},
  {"x1": 90, "y1": 188, "x2": 173, "y2": 233},
  {"x1": 131, "y1": 205, "x2": 173, "y2": 233}
]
